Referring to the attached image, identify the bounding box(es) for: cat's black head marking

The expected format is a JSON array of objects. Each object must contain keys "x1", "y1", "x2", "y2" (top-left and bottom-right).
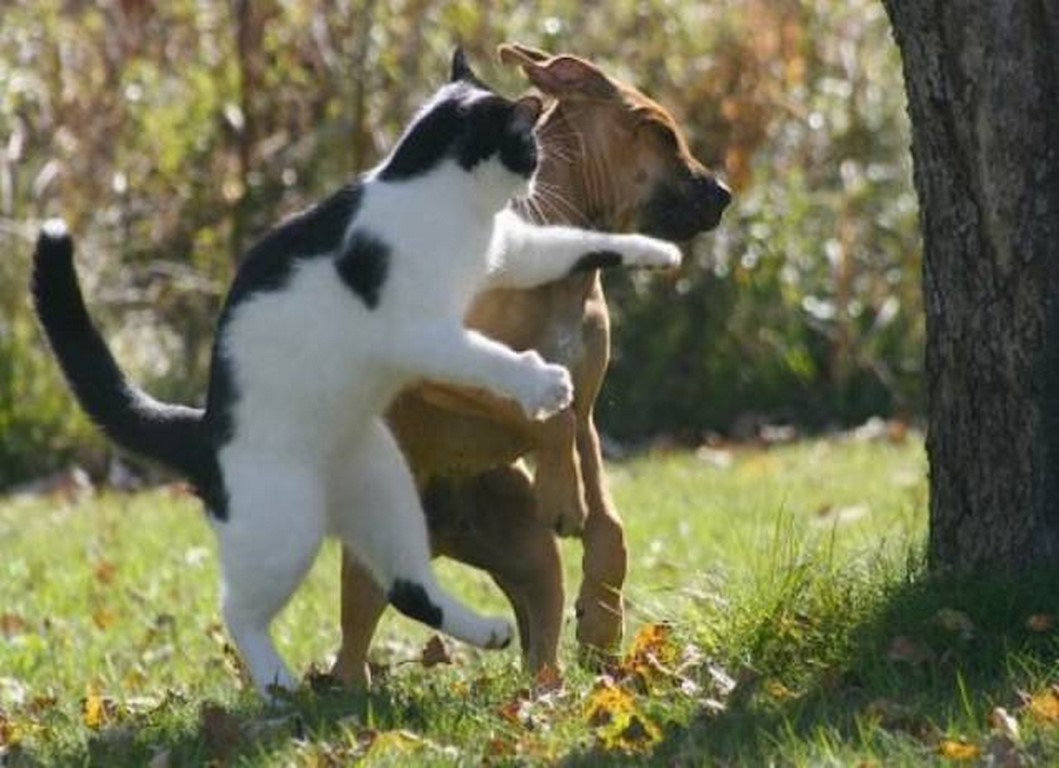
[{"x1": 379, "y1": 50, "x2": 540, "y2": 182}]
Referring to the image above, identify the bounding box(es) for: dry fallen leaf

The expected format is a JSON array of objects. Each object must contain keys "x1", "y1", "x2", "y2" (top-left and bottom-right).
[
  {"x1": 419, "y1": 635, "x2": 453, "y2": 668},
  {"x1": 989, "y1": 707, "x2": 1020, "y2": 740},
  {"x1": 200, "y1": 701, "x2": 243, "y2": 760},
  {"x1": 0, "y1": 711, "x2": 22, "y2": 749},
  {"x1": 765, "y1": 680, "x2": 798, "y2": 701},
  {"x1": 1026, "y1": 688, "x2": 1059, "y2": 723},
  {"x1": 0, "y1": 614, "x2": 29, "y2": 638},
  {"x1": 93, "y1": 559, "x2": 118, "y2": 585},
  {"x1": 92, "y1": 608, "x2": 120, "y2": 631},
  {"x1": 533, "y1": 664, "x2": 563, "y2": 694},
  {"x1": 82, "y1": 693, "x2": 121, "y2": 730},
  {"x1": 1026, "y1": 614, "x2": 1055, "y2": 633},
  {"x1": 938, "y1": 739, "x2": 981, "y2": 761},
  {"x1": 886, "y1": 636, "x2": 935, "y2": 664},
  {"x1": 934, "y1": 608, "x2": 975, "y2": 637},
  {"x1": 584, "y1": 681, "x2": 637, "y2": 727},
  {"x1": 605, "y1": 712, "x2": 662, "y2": 754}
]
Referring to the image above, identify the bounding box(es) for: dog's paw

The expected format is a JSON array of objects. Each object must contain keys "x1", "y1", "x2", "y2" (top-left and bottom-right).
[{"x1": 514, "y1": 352, "x2": 573, "y2": 420}]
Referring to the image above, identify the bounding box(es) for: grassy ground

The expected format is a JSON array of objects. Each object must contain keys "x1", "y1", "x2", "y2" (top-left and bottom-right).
[{"x1": 1, "y1": 435, "x2": 1057, "y2": 766}]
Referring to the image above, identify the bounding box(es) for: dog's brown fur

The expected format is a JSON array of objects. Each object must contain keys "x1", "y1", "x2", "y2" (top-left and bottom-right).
[{"x1": 331, "y1": 44, "x2": 730, "y2": 686}]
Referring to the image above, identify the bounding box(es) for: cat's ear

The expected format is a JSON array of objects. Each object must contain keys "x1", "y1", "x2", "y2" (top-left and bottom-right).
[
  {"x1": 510, "y1": 95, "x2": 543, "y2": 133},
  {"x1": 450, "y1": 46, "x2": 477, "y2": 83}
]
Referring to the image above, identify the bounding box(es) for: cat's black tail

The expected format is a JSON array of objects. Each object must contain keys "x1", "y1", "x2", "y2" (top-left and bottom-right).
[{"x1": 31, "y1": 220, "x2": 214, "y2": 485}]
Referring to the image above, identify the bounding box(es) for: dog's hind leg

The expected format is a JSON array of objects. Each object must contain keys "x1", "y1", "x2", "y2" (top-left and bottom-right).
[
  {"x1": 332, "y1": 419, "x2": 512, "y2": 651},
  {"x1": 428, "y1": 467, "x2": 565, "y2": 675},
  {"x1": 332, "y1": 550, "x2": 388, "y2": 689}
]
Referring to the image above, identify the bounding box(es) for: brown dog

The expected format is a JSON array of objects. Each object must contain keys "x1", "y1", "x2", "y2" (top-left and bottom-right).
[{"x1": 331, "y1": 44, "x2": 730, "y2": 686}]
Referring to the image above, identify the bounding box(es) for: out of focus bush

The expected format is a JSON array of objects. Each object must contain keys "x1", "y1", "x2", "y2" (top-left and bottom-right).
[{"x1": 0, "y1": 0, "x2": 919, "y2": 484}]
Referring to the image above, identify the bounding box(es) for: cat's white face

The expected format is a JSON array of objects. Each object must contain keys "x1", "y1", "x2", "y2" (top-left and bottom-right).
[{"x1": 464, "y1": 148, "x2": 535, "y2": 210}]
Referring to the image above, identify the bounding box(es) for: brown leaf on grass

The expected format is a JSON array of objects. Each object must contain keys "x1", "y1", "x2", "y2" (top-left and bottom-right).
[
  {"x1": 584, "y1": 680, "x2": 637, "y2": 727},
  {"x1": 420, "y1": 635, "x2": 453, "y2": 668},
  {"x1": 606, "y1": 712, "x2": 662, "y2": 754},
  {"x1": 533, "y1": 664, "x2": 563, "y2": 695},
  {"x1": 484, "y1": 736, "x2": 516, "y2": 760},
  {"x1": 886, "y1": 636, "x2": 935, "y2": 664},
  {"x1": 200, "y1": 701, "x2": 244, "y2": 760},
  {"x1": 989, "y1": 707, "x2": 1020, "y2": 741},
  {"x1": 765, "y1": 680, "x2": 798, "y2": 701},
  {"x1": 92, "y1": 608, "x2": 120, "y2": 630},
  {"x1": 26, "y1": 694, "x2": 58, "y2": 717},
  {"x1": 626, "y1": 623, "x2": 679, "y2": 668},
  {"x1": 1026, "y1": 614, "x2": 1055, "y2": 633},
  {"x1": 93, "y1": 559, "x2": 118, "y2": 585},
  {"x1": 82, "y1": 693, "x2": 121, "y2": 730},
  {"x1": 1025, "y1": 688, "x2": 1059, "y2": 723},
  {"x1": 937, "y1": 738, "x2": 981, "y2": 761},
  {"x1": 934, "y1": 608, "x2": 975, "y2": 637},
  {"x1": 0, "y1": 614, "x2": 28, "y2": 638},
  {"x1": 0, "y1": 711, "x2": 22, "y2": 749},
  {"x1": 619, "y1": 623, "x2": 682, "y2": 691}
]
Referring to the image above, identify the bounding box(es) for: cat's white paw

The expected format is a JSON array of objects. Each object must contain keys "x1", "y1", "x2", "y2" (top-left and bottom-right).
[
  {"x1": 478, "y1": 617, "x2": 514, "y2": 650},
  {"x1": 514, "y1": 352, "x2": 573, "y2": 420},
  {"x1": 625, "y1": 236, "x2": 683, "y2": 270}
]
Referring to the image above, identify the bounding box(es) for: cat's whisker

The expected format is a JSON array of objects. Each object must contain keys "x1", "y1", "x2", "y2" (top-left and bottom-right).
[{"x1": 531, "y1": 182, "x2": 590, "y2": 227}]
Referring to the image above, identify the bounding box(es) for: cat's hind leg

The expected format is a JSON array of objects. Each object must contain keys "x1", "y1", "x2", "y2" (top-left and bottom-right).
[
  {"x1": 214, "y1": 458, "x2": 326, "y2": 696},
  {"x1": 331, "y1": 419, "x2": 512, "y2": 650}
]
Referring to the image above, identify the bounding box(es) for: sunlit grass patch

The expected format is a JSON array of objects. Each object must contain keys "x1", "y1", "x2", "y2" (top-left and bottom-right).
[{"x1": 2, "y1": 436, "x2": 1058, "y2": 765}]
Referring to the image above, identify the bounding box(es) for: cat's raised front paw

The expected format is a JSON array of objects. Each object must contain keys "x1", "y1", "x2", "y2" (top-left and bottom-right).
[
  {"x1": 514, "y1": 351, "x2": 573, "y2": 420},
  {"x1": 624, "y1": 236, "x2": 683, "y2": 270}
]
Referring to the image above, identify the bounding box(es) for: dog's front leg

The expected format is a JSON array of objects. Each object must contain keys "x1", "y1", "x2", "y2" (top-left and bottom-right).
[{"x1": 574, "y1": 416, "x2": 627, "y2": 663}]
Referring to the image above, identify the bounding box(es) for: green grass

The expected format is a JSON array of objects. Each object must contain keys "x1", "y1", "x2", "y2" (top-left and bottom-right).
[{"x1": 2, "y1": 436, "x2": 1058, "y2": 765}]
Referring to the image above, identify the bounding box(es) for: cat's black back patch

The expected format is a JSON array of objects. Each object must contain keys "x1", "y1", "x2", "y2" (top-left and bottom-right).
[
  {"x1": 335, "y1": 231, "x2": 390, "y2": 308},
  {"x1": 389, "y1": 580, "x2": 443, "y2": 628},
  {"x1": 204, "y1": 182, "x2": 363, "y2": 513}
]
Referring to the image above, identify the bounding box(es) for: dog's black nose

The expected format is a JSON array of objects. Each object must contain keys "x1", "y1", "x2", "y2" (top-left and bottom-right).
[
  {"x1": 713, "y1": 179, "x2": 732, "y2": 211},
  {"x1": 694, "y1": 175, "x2": 731, "y2": 213}
]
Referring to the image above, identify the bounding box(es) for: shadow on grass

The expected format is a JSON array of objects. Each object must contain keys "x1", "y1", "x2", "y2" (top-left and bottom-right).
[{"x1": 566, "y1": 566, "x2": 1059, "y2": 766}]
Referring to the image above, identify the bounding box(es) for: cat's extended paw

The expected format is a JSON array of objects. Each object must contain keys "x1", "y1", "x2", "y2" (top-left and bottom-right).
[
  {"x1": 479, "y1": 617, "x2": 513, "y2": 650},
  {"x1": 623, "y1": 235, "x2": 683, "y2": 270},
  {"x1": 514, "y1": 352, "x2": 574, "y2": 420}
]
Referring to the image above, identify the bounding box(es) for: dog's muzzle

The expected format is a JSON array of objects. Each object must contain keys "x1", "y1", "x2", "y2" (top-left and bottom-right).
[{"x1": 642, "y1": 174, "x2": 732, "y2": 242}]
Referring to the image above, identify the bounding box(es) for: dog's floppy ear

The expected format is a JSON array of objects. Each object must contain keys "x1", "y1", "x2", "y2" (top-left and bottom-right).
[
  {"x1": 502, "y1": 49, "x2": 618, "y2": 102},
  {"x1": 497, "y1": 42, "x2": 551, "y2": 65}
]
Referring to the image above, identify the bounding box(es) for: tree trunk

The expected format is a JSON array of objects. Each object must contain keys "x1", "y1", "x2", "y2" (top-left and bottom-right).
[{"x1": 881, "y1": 1, "x2": 1059, "y2": 572}]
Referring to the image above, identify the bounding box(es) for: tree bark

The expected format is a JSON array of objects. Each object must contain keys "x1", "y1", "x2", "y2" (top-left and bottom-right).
[{"x1": 881, "y1": 0, "x2": 1059, "y2": 571}]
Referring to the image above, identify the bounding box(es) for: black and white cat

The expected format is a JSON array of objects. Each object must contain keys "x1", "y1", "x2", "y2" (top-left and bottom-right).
[{"x1": 31, "y1": 50, "x2": 681, "y2": 695}]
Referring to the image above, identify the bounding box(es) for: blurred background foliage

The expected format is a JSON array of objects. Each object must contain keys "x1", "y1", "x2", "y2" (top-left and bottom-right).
[{"x1": 0, "y1": 0, "x2": 920, "y2": 486}]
